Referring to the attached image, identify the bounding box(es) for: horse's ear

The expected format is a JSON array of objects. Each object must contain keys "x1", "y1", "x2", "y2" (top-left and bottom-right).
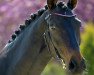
[
  {"x1": 67, "y1": 0, "x2": 77, "y2": 10},
  {"x1": 47, "y1": 0, "x2": 58, "y2": 10}
]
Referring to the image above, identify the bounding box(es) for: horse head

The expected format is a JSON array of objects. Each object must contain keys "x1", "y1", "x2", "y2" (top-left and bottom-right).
[{"x1": 44, "y1": 0, "x2": 86, "y2": 75}]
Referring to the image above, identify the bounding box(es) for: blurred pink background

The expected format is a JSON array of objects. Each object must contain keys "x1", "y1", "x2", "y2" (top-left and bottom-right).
[{"x1": 0, "y1": 0, "x2": 94, "y2": 49}]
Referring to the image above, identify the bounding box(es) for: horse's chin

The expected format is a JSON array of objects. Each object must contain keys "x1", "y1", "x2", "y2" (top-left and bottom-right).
[
  {"x1": 66, "y1": 72, "x2": 83, "y2": 75},
  {"x1": 65, "y1": 69, "x2": 84, "y2": 75}
]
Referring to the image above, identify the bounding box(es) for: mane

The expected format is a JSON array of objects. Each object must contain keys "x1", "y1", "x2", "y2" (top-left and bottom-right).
[{"x1": 8, "y1": 2, "x2": 65, "y2": 43}]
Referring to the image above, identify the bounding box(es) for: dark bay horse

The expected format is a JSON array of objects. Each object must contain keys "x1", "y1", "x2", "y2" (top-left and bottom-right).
[{"x1": 0, "y1": 0, "x2": 86, "y2": 75}]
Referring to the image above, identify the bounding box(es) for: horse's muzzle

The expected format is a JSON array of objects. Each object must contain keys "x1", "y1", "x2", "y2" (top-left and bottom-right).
[{"x1": 68, "y1": 58, "x2": 86, "y2": 73}]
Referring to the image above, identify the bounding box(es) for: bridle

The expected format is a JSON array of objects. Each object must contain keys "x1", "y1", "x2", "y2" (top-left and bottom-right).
[
  {"x1": 43, "y1": 23, "x2": 61, "y2": 59},
  {"x1": 43, "y1": 13, "x2": 76, "y2": 68}
]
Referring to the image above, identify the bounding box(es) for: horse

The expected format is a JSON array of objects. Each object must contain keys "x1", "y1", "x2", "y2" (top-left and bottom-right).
[{"x1": 0, "y1": 0, "x2": 86, "y2": 75}]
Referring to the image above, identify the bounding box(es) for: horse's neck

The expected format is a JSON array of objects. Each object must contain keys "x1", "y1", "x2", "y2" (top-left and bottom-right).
[
  {"x1": 27, "y1": 45, "x2": 51, "y2": 75},
  {"x1": 0, "y1": 12, "x2": 51, "y2": 75}
]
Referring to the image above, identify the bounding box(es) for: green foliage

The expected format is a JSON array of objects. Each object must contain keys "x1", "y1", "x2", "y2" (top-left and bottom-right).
[
  {"x1": 80, "y1": 23, "x2": 94, "y2": 75},
  {"x1": 42, "y1": 61, "x2": 65, "y2": 75}
]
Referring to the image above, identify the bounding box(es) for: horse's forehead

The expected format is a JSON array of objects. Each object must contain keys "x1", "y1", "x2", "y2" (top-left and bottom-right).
[{"x1": 49, "y1": 6, "x2": 80, "y2": 30}]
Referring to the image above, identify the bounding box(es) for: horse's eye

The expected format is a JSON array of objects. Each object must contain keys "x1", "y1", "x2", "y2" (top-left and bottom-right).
[{"x1": 50, "y1": 26, "x2": 56, "y2": 30}]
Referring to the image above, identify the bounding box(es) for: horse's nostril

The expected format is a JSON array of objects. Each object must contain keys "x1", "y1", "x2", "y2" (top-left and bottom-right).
[{"x1": 69, "y1": 60, "x2": 77, "y2": 72}]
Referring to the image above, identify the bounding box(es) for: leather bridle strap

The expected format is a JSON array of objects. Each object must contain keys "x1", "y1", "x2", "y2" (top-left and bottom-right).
[
  {"x1": 44, "y1": 22, "x2": 68, "y2": 69},
  {"x1": 44, "y1": 13, "x2": 62, "y2": 59},
  {"x1": 44, "y1": 30, "x2": 66, "y2": 69},
  {"x1": 44, "y1": 29, "x2": 61, "y2": 59},
  {"x1": 54, "y1": 13, "x2": 76, "y2": 17}
]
